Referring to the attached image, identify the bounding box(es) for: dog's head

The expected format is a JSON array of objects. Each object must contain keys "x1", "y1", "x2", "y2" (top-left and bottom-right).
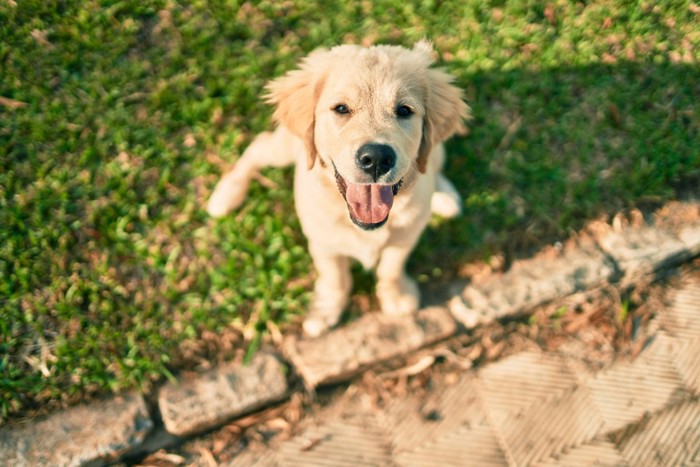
[{"x1": 266, "y1": 41, "x2": 469, "y2": 230}]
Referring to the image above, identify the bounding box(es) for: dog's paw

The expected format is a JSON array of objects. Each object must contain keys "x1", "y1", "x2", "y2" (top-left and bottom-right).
[
  {"x1": 377, "y1": 275, "x2": 420, "y2": 316},
  {"x1": 430, "y1": 191, "x2": 462, "y2": 218},
  {"x1": 302, "y1": 308, "x2": 343, "y2": 338},
  {"x1": 302, "y1": 316, "x2": 331, "y2": 338},
  {"x1": 302, "y1": 293, "x2": 346, "y2": 338},
  {"x1": 206, "y1": 176, "x2": 249, "y2": 217}
]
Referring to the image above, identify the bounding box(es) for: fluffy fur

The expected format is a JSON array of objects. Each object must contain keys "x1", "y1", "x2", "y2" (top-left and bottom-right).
[{"x1": 207, "y1": 41, "x2": 469, "y2": 337}]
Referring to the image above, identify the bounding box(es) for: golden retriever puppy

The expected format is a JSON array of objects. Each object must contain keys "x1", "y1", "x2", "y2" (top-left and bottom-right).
[{"x1": 207, "y1": 41, "x2": 469, "y2": 337}]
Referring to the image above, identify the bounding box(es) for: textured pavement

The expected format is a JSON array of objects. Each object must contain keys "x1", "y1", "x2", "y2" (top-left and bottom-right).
[{"x1": 227, "y1": 274, "x2": 700, "y2": 466}]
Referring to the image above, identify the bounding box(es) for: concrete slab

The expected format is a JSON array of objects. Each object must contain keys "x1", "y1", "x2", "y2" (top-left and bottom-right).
[
  {"x1": 225, "y1": 449, "x2": 279, "y2": 466},
  {"x1": 497, "y1": 384, "x2": 605, "y2": 466},
  {"x1": 478, "y1": 351, "x2": 580, "y2": 426},
  {"x1": 536, "y1": 440, "x2": 629, "y2": 467},
  {"x1": 596, "y1": 226, "x2": 690, "y2": 284},
  {"x1": 275, "y1": 418, "x2": 393, "y2": 466},
  {"x1": 618, "y1": 400, "x2": 700, "y2": 467},
  {"x1": 660, "y1": 276, "x2": 700, "y2": 342},
  {"x1": 587, "y1": 347, "x2": 685, "y2": 434},
  {"x1": 387, "y1": 375, "x2": 486, "y2": 456},
  {"x1": 228, "y1": 375, "x2": 506, "y2": 467},
  {"x1": 679, "y1": 224, "x2": 700, "y2": 255},
  {"x1": 395, "y1": 421, "x2": 508, "y2": 467},
  {"x1": 671, "y1": 338, "x2": 700, "y2": 395},
  {"x1": 657, "y1": 278, "x2": 700, "y2": 394},
  {"x1": 0, "y1": 392, "x2": 151, "y2": 467},
  {"x1": 158, "y1": 353, "x2": 288, "y2": 437},
  {"x1": 283, "y1": 306, "x2": 457, "y2": 388},
  {"x1": 450, "y1": 240, "x2": 614, "y2": 326},
  {"x1": 391, "y1": 381, "x2": 507, "y2": 466},
  {"x1": 653, "y1": 200, "x2": 700, "y2": 256}
]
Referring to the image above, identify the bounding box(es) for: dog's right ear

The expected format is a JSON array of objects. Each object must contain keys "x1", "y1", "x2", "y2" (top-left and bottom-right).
[{"x1": 265, "y1": 54, "x2": 326, "y2": 170}]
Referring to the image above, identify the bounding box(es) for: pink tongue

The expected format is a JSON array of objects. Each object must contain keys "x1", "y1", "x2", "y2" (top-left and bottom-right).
[{"x1": 345, "y1": 183, "x2": 394, "y2": 225}]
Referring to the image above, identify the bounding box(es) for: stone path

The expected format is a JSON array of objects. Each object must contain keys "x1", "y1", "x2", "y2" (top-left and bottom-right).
[
  {"x1": 1, "y1": 201, "x2": 698, "y2": 466},
  {"x1": 220, "y1": 273, "x2": 700, "y2": 466}
]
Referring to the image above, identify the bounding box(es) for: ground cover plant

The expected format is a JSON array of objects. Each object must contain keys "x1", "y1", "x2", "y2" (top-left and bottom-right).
[{"x1": 1, "y1": 0, "x2": 698, "y2": 421}]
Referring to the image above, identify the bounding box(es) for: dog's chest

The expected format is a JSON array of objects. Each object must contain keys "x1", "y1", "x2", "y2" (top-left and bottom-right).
[
  {"x1": 302, "y1": 200, "x2": 391, "y2": 269},
  {"x1": 343, "y1": 227, "x2": 391, "y2": 270}
]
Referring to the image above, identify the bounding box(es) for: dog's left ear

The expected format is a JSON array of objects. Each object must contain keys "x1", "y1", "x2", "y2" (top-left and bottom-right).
[
  {"x1": 265, "y1": 53, "x2": 327, "y2": 170},
  {"x1": 416, "y1": 48, "x2": 470, "y2": 173}
]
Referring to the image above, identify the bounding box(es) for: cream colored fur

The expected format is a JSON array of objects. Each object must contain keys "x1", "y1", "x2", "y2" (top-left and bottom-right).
[{"x1": 207, "y1": 41, "x2": 469, "y2": 337}]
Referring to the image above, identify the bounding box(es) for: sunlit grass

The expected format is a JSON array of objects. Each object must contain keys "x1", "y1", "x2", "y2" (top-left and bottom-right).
[{"x1": 1, "y1": 0, "x2": 698, "y2": 420}]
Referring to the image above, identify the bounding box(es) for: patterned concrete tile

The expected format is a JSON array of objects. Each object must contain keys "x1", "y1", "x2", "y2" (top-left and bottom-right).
[
  {"x1": 395, "y1": 420, "x2": 508, "y2": 467},
  {"x1": 618, "y1": 400, "x2": 700, "y2": 467},
  {"x1": 536, "y1": 440, "x2": 629, "y2": 467},
  {"x1": 386, "y1": 375, "x2": 508, "y2": 465},
  {"x1": 225, "y1": 449, "x2": 280, "y2": 467},
  {"x1": 658, "y1": 276, "x2": 700, "y2": 395},
  {"x1": 671, "y1": 338, "x2": 700, "y2": 395},
  {"x1": 386, "y1": 375, "x2": 486, "y2": 455},
  {"x1": 660, "y1": 277, "x2": 700, "y2": 342},
  {"x1": 587, "y1": 349, "x2": 685, "y2": 434},
  {"x1": 478, "y1": 351, "x2": 581, "y2": 426},
  {"x1": 496, "y1": 385, "x2": 605, "y2": 466},
  {"x1": 275, "y1": 419, "x2": 393, "y2": 466}
]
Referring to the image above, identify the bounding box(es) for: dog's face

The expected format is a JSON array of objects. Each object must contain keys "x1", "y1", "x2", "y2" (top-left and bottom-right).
[{"x1": 266, "y1": 41, "x2": 468, "y2": 230}]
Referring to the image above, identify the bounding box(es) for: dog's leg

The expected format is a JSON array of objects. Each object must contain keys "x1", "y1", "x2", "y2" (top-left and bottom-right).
[
  {"x1": 207, "y1": 127, "x2": 297, "y2": 217},
  {"x1": 430, "y1": 173, "x2": 462, "y2": 218},
  {"x1": 375, "y1": 245, "x2": 420, "y2": 316},
  {"x1": 303, "y1": 251, "x2": 352, "y2": 338}
]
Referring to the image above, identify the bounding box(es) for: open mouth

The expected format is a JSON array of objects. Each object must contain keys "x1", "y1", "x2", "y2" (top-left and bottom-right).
[{"x1": 334, "y1": 165, "x2": 403, "y2": 231}]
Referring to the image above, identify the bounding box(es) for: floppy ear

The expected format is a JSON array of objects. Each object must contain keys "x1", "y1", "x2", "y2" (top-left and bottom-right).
[
  {"x1": 265, "y1": 58, "x2": 326, "y2": 170},
  {"x1": 417, "y1": 67, "x2": 470, "y2": 173}
]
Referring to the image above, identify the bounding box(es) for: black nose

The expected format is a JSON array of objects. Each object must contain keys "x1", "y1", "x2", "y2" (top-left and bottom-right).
[{"x1": 355, "y1": 143, "x2": 396, "y2": 181}]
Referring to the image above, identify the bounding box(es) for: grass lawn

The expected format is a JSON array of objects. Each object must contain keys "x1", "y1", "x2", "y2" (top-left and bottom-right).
[{"x1": 1, "y1": 0, "x2": 698, "y2": 421}]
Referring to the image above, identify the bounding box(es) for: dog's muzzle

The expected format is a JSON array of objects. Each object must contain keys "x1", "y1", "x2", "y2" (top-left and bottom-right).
[{"x1": 334, "y1": 164, "x2": 402, "y2": 231}]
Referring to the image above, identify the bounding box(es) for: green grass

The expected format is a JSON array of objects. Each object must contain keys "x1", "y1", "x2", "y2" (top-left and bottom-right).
[{"x1": 1, "y1": 0, "x2": 698, "y2": 421}]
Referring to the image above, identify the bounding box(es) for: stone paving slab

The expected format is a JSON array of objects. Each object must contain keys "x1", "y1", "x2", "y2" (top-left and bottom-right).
[
  {"x1": 158, "y1": 352, "x2": 288, "y2": 437},
  {"x1": 597, "y1": 226, "x2": 690, "y2": 285},
  {"x1": 449, "y1": 238, "x2": 615, "y2": 327},
  {"x1": 450, "y1": 205, "x2": 700, "y2": 329},
  {"x1": 0, "y1": 392, "x2": 151, "y2": 467},
  {"x1": 283, "y1": 306, "x2": 457, "y2": 389},
  {"x1": 654, "y1": 200, "x2": 700, "y2": 256},
  {"x1": 679, "y1": 223, "x2": 700, "y2": 255}
]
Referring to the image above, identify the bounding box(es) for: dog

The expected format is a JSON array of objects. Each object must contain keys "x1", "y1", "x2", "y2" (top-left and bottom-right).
[{"x1": 207, "y1": 41, "x2": 469, "y2": 337}]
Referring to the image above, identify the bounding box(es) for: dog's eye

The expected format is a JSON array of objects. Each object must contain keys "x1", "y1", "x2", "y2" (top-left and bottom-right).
[
  {"x1": 395, "y1": 105, "x2": 413, "y2": 118},
  {"x1": 333, "y1": 104, "x2": 351, "y2": 115}
]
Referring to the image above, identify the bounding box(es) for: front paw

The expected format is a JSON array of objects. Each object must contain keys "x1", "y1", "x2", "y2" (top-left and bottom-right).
[
  {"x1": 430, "y1": 191, "x2": 462, "y2": 218},
  {"x1": 206, "y1": 174, "x2": 250, "y2": 218},
  {"x1": 377, "y1": 275, "x2": 420, "y2": 316},
  {"x1": 302, "y1": 294, "x2": 346, "y2": 338}
]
